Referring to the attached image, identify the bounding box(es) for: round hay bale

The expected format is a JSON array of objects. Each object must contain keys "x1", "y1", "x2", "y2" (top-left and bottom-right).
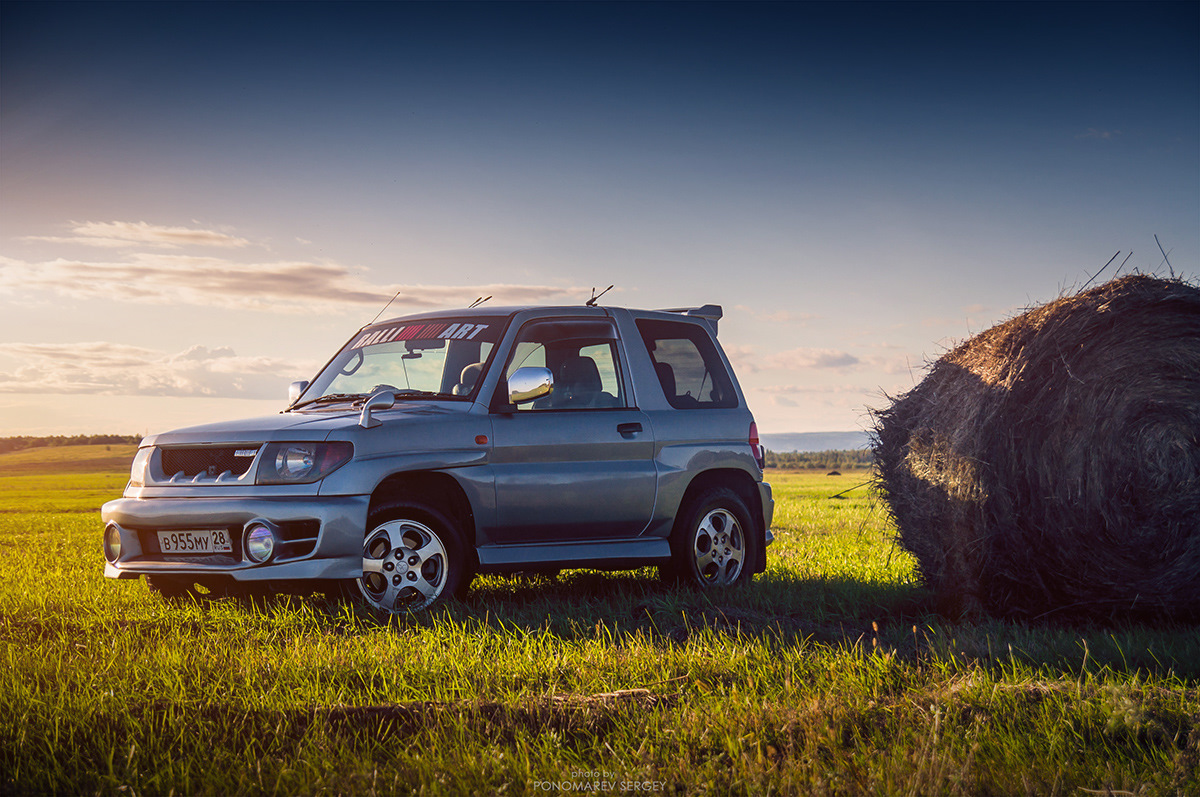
[{"x1": 872, "y1": 274, "x2": 1200, "y2": 620}]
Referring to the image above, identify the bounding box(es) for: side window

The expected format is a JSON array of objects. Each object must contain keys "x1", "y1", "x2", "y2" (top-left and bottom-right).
[
  {"x1": 636, "y1": 319, "x2": 738, "y2": 409},
  {"x1": 504, "y1": 320, "x2": 625, "y2": 411},
  {"x1": 506, "y1": 341, "x2": 546, "y2": 377},
  {"x1": 579, "y1": 343, "x2": 622, "y2": 398}
]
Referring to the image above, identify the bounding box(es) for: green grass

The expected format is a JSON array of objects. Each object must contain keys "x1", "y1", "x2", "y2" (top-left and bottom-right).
[
  {"x1": 2, "y1": 448, "x2": 1198, "y2": 795},
  {"x1": 0, "y1": 443, "x2": 139, "y2": 475},
  {"x1": 0, "y1": 444, "x2": 138, "y2": 513}
]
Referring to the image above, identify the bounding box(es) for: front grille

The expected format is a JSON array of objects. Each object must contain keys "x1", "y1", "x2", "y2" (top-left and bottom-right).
[{"x1": 160, "y1": 446, "x2": 259, "y2": 479}]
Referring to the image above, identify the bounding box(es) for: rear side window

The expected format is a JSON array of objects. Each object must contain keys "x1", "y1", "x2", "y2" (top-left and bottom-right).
[{"x1": 636, "y1": 319, "x2": 737, "y2": 409}]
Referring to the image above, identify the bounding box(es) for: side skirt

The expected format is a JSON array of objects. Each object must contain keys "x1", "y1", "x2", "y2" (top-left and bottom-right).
[{"x1": 475, "y1": 537, "x2": 672, "y2": 574}]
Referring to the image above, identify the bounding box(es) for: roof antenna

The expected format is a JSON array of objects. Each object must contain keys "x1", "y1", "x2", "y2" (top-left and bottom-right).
[
  {"x1": 367, "y1": 289, "x2": 402, "y2": 327},
  {"x1": 586, "y1": 285, "x2": 613, "y2": 307},
  {"x1": 468, "y1": 295, "x2": 492, "y2": 308}
]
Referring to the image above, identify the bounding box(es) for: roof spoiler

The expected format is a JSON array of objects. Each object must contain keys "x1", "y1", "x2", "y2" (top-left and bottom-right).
[{"x1": 659, "y1": 304, "x2": 723, "y2": 334}]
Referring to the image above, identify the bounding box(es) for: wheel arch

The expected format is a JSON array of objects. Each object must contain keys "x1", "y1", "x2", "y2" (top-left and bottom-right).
[
  {"x1": 676, "y1": 468, "x2": 767, "y2": 573},
  {"x1": 369, "y1": 470, "x2": 478, "y2": 546}
]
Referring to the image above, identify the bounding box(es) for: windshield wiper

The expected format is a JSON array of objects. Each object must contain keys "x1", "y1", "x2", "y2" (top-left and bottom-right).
[
  {"x1": 290, "y1": 389, "x2": 448, "y2": 412},
  {"x1": 289, "y1": 392, "x2": 368, "y2": 411},
  {"x1": 389, "y1": 389, "x2": 444, "y2": 399}
]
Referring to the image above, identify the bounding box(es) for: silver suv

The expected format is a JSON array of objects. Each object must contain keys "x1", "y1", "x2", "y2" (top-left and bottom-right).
[{"x1": 102, "y1": 304, "x2": 774, "y2": 613}]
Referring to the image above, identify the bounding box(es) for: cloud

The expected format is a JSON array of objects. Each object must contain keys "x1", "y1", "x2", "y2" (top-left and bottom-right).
[
  {"x1": 22, "y1": 220, "x2": 252, "y2": 249},
  {"x1": 4, "y1": 219, "x2": 584, "y2": 314},
  {"x1": 721, "y1": 344, "x2": 759, "y2": 373},
  {"x1": 0, "y1": 341, "x2": 315, "y2": 399},
  {"x1": 858, "y1": 344, "x2": 923, "y2": 377},
  {"x1": 1076, "y1": 128, "x2": 1121, "y2": 141},
  {"x1": 765, "y1": 347, "x2": 861, "y2": 370},
  {"x1": 733, "y1": 305, "x2": 820, "y2": 325},
  {"x1": 736, "y1": 342, "x2": 915, "y2": 379},
  {"x1": 758, "y1": 383, "x2": 868, "y2": 395},
  {"x1": 753, "y1": 383, "x2": 875, "y2": 408},
  {"x1": 0, "y1": 253, "x2": 581, "y2": 313}
]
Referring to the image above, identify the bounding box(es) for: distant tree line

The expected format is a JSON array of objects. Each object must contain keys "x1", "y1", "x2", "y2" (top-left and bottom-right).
[
  {"x1": 764, "y1": 448, "x2": 873, "y2": 470},
  {"x1": 0, "y1": 436, "x2": 874, "y2": 469},
  {"x1": 0, "y1": 435, "x2": 142, "y2": 455}
]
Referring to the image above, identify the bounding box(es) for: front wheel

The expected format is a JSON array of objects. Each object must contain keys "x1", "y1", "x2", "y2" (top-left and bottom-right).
[
  {"x1": 663, "y1": 487, "x2": 756, "y2": 589},
  {"x1": 351, "y1": 502, "x2": 472, "y2": 614}
]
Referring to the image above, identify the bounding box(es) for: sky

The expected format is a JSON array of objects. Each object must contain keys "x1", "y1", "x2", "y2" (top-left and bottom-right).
[{"x1": 1, "y1": 1, "x2": 1196, "y2": 438}]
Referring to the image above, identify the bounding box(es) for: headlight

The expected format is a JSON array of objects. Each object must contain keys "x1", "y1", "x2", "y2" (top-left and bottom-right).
[
  {"x1": 127, "y1": 447, "x2": 152, "y2": 488},
  {"x1": 277, "y1": 446, "x2": 315, "y2": 479},
  {"x1": 256, "y1": 442, "x2": 353, "y2": 484}
]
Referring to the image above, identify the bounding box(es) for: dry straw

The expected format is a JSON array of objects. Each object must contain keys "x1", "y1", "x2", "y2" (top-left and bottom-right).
[{"x1": 872, "y1": 275, "x2": 1200, "y2": 620}]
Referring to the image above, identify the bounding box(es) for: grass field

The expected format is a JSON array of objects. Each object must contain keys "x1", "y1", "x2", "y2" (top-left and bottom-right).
[{"x1": 1, "y1": 446, "x2": 1197, "y2": 795}]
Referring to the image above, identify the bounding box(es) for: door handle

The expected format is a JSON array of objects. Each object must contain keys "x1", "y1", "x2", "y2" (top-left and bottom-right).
[{"x1": 617, "y1": 422, "x2": 643, "y2": 437}]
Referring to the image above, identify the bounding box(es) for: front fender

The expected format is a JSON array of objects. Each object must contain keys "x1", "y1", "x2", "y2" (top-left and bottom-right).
[{"x1": 317, "y1": 448, "x2": 489, "y2": 496}]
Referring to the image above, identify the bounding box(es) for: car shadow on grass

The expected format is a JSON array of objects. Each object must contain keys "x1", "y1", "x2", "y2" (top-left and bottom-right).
[
  {"x1": 462, "y1": 568, "x2": 995, "y2": 673},
  {"x1": 195, "y1": 567, "x2": 1200, "y2": 679},
  {"x1": 459, "y1": 567, "x2": 926, "y2": 641},
  {"x1": 392, "y1": 570, "x2": 1200, "y2": 679}
]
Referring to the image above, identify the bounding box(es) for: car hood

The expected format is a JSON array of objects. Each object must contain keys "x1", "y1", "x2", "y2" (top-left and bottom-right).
[{"x1": 142, "y1": 402, "x2": 469, "y2": 446}]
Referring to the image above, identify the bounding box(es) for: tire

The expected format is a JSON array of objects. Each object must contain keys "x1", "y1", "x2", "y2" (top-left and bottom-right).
[
  {"x1": 348, "y1": 501, "x2": 472, "y2": 615},
  {"x1": 663, "y1": 486, "x2": 756, "y2": 589}
]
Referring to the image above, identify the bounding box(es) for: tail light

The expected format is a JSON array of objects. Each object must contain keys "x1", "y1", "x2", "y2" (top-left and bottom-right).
[{"x1": 749, "y1": 421, "x2": 765, "y2": 469}]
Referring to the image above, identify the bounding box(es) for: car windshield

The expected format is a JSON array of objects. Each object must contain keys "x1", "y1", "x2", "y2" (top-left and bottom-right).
[{"x1": 298, "y1": 317, "x2": 501, "y2": 406}]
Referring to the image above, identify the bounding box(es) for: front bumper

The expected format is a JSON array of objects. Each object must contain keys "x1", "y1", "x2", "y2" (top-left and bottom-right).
[{"x1": 101, "y1": 495, "x2": 370, "y2": 582}]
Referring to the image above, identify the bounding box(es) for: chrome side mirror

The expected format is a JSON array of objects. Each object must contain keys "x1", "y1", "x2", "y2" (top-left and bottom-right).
[
  {"x1": 288, "y1": 380, "x2": 309, "y2": 404},
  {"x1": 359, "y1": 389, "x2": 396, "y2": 428},
  {"x1": 508, "y1": 367, "x2": 553, "y2": 405}
]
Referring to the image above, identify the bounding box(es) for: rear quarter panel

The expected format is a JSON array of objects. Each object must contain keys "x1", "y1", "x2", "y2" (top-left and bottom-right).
[{"x1": 610, "y1": 308, "x2": 763, "y2": 537}]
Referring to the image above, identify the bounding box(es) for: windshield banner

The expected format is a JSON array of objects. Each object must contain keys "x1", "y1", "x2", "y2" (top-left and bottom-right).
[{"x1": 350, "y1": 321, "x2": 493, "y2": 349}]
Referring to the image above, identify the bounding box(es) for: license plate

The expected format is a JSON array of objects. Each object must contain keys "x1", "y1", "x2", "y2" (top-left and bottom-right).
[{"x1": 157, "y1": 529, "x2": 232, "y2": 554}]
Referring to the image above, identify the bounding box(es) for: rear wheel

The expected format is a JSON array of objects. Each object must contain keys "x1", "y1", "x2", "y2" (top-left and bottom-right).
[
  {"x1": 662, "y1": 486, "x2": 755, "y2": 589},
  {"x1": 350, "y1": 502, "x2": 472, "y2": 614}
]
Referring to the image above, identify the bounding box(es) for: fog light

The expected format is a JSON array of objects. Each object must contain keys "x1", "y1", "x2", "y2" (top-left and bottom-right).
[
  {"x1": 104, "y1": 524, "x2": 122, "y2": 563},
  {"x1": 245, "y1": 523, "x2": 276, "y2": 563}
]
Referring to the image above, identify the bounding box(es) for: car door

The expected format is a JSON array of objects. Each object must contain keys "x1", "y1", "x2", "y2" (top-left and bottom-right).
[{"x1": 486, "y1": 318, "x2": 657, "y2": 545}]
